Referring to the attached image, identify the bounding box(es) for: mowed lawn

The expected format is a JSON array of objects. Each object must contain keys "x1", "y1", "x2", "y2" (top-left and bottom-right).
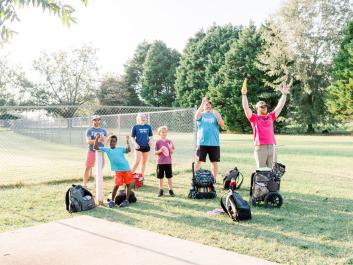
[{"x1": 0, "y1": 131, "x2": 353, "y2": 265}]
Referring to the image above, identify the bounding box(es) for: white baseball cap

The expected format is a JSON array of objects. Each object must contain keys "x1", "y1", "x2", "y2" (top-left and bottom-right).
[{"x1": 91, "y1": 115, "x2": 101, "y2": 121}]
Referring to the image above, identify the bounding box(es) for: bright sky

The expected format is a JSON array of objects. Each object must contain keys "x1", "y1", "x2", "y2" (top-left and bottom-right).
[{"x1": 1, "y1": 0, "x2": 284, "y2": 77}]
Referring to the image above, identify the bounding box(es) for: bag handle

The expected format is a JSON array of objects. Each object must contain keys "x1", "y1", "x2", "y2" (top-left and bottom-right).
[{"x1": 65, "y1": 188, "x2": 71, "y2": 212}]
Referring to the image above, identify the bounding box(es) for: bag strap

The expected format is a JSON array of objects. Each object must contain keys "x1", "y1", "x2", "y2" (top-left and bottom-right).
[
  {"x1": 65, "y1": 188, "x2": 71, "y2": 212},
  {"x1": 236, "y1": 172, "x2": 244, "y2": 189},
  {"x1": 220, "y1": 192, "x2": 238, "y2": 222}
]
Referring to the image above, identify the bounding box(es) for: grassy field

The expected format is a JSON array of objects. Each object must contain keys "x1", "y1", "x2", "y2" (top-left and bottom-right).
[{"x1": 0, "y1": 131, "x2": 353, "y2": 265}]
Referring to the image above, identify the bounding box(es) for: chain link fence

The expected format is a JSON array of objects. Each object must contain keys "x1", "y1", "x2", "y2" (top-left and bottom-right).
[{"x1": 0, "y1": 105, "x2": 196, "y2": 186}]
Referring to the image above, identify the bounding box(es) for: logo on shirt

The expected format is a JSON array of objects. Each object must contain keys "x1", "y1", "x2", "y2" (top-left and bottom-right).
[
  {"x1": 139, "y1": 128, "x2": 149, "y2": 133},
  {"x1": 203, "y1": 117, "x2": 215, "y2": 123}
]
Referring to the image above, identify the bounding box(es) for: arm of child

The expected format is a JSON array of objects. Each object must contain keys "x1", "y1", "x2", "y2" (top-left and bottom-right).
[
  {"x1": 155, "y1": 142, "x2": 162, "y2": 155},
  {"x1": 168, "y1": 141, "x2": 175, "y2": 155}
]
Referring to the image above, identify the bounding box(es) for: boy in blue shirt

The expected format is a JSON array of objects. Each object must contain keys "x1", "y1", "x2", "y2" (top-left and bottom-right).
[{"x1": 94, "y1": 134, "x2": 133, "y2": 208}]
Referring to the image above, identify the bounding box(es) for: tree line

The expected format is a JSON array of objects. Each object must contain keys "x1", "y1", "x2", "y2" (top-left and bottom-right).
[{"x1": 0, "y1": 0, "x2": 352, "y2": 133}]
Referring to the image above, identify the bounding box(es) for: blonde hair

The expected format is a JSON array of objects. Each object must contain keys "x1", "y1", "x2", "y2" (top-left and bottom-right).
[
  {"x1": 136, "y1": 113, "x2": 147, "y2": 124},
  {"x1": 157, "y1": 125, "x2": 168, "y2": 134}
]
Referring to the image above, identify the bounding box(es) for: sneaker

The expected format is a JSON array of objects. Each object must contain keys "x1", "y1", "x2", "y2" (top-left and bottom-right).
[
  {"x1": 169, "y1": 190, "x2": 175, "y2": 197},
  {"x1": 119, "y1": 200, "x2": 129, "y2": 207},
  {"x1": 158, "y1": 189, "x2": 164, "y2": 197},
  {"x1": 108, "y1": 200, "x2": 115, "y2": 208}
]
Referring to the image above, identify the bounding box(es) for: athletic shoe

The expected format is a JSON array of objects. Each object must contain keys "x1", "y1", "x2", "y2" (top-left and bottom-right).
[
  {"x1": 169, "y1": 190, "x2": 175, "y2": 197},
  {"x1": 108, "y1": 200, "x2": 115, "y2": 208},
  {"x1": 158, "y1": 189, "x2": 164, "y2": 197},
  {"x1": 119, "y1": 200, "x2": 129, "y2": 207}
]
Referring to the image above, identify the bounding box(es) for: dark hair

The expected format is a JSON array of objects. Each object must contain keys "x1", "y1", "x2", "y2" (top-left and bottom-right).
[{"x1": 110, "y1": 135, "x2": 117, "y2": 141}]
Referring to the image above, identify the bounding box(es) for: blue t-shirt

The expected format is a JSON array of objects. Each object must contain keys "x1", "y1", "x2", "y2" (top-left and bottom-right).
[
  {"x1": 196, "y1": 112, "x2": 220, "y2": 146},
  {"x1": 131, "y1": 124, "x2": 153, "y2": 148},
  {"x1": 100, "y1": 147, "x2": 130, "y2": 172},
  {"x1": 86, "y1": 127, "x2": 107, "y2": 151}
]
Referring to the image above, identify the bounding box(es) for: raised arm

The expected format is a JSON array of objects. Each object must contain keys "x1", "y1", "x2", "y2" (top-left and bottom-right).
[
  {"x1": 241, "y1": 79, "x2": 252, "y2": 119},
  {"x1": 212, "y1": 110, "x2": 225, "y2": 127},
  {"x1": 194, "y1": 97, "x2": 207, "y2": 120},
  {"x1": 273, "y1": 84, "x2": 290, "y2": 118}
]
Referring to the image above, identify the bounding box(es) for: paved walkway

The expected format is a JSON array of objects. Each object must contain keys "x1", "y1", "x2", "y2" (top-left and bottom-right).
[{"x1": 0, "y1": 216, "x2": 279, "y2": 265}]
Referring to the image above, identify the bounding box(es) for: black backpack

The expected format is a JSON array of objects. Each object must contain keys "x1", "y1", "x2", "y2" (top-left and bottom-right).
[
  {"x1": 65, "y1": 184, "x2": 96, "y2": 213},
  {"x1": 223, "y1": 167, "x2": 244, "y2": 190},
  {"x1": 188, "y1": 162, "x2": 216, "y2": 199},
  {"x1": 115, "y1": 190, "x2": 137, "y2": 205},
  {"x1": 221, "y1": 191, "x2": 252, "y2": 221}
]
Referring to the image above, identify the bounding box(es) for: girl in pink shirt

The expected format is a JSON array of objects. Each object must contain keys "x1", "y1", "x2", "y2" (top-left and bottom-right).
[{"x1": 155, "y1": 126, "x2": 175, "y2": 197}]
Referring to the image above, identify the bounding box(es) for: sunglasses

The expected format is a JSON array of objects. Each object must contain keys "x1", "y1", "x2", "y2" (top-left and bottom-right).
[
  {"x1": 93, "y1": 119, "x2": 101, "y2": 121},
  {"x1": 259, "y1": 105, "x2": 267, "y2": 109}
]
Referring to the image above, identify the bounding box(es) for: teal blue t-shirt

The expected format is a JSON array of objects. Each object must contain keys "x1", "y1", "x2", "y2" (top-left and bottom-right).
[
  {"x1": 100, "y1": 147, "x2": 130, "y2": 172},
  {"x1": 196, "y1": 112, "x2": 220, "y2": 146}
]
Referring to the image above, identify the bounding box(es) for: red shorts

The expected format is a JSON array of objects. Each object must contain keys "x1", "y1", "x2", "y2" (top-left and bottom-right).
[
  {"x1": 115, "y1": 170, "x2": 134, "y2": 186},
  {"x1": 85, "y1": 151, "x2": 105, "y2": 168},
  {"x1": 85, "y1": 151, "x2": 96, "y2": 168}
]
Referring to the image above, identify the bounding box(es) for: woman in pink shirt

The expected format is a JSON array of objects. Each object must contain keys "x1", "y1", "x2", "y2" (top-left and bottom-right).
[{"x1": 241, "y1": 81, "x2": 290, "y2": 168}]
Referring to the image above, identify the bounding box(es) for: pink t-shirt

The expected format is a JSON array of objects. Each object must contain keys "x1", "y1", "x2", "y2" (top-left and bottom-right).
[
  {"x1": 155, "y1": 139, "x2": 173, "y2": 164},
  {"x1": 248, "y1": 112, "x2": 276, "y2": 146}
]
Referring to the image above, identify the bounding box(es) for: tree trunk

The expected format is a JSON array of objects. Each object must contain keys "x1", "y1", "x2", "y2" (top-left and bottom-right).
[{"x1": 307, "y1": 124, "x2": 315, "y2": 134}]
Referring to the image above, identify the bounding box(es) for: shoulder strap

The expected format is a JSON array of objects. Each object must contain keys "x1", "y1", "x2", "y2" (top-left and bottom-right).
[
  {"x1": 236, "y1": 172, "x2": 244, "y2": 189},
  {"x1": 65, "y1": 188, "x2": 71, "y2": 212},
  {"x1": 220, "y1": 194, "x2": 228, "y2": 214}
]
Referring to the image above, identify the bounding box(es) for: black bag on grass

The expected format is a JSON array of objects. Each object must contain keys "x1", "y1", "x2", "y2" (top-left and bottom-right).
[
  {"x1": 223, "y1": 167, "x2": 244, "y2": 190},
  {"x1": 188, "y1": 162, "x2": 216, "y2": 199},
  {"x1": 221, "y1": 191, "x2": 251, "y2": 221},
  {"x1": 115, "y1": 190, "x2": 137, "y2": 205},
  {"x1": 65, "y1": 184, "x2": 96, "y2": 213}
]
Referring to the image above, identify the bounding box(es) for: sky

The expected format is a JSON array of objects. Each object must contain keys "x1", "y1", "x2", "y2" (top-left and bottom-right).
[{"x1": 1, "y1": 0, "x2": 284, "y2": 77}]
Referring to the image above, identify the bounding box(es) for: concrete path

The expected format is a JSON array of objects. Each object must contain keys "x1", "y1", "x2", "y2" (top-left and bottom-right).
[{"x1": 0, "y1": 216, "x2": 279, "y2": 265}]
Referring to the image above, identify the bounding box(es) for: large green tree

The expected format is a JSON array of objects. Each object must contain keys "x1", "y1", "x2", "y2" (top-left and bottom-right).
[
  {"x1": 30, "y1": 45, "x2": 98, "y2": 117},
  {"x1": 208, "y1": 24, "x2": 276, "y2": 132},
  {"x1": 275, "y1": 0, "x2": 353, "y2": 132},
  {"x1": 140, "y1": 40, "x2": 180, "y2": 106},
  {"x1": 175, "y1": 25, "x2": 241, "y2": 107},
  {"x1": 97, "y1": 73, "x2": 140, "y2": 106},
  {"x1": 122, "y1": 41, "x2": 151, "y2": 100},
  {"x1": 326, "y1": 21, "x2": 353, "y2": 122},
  {"x1": 0, "y1": 0, "x2": 88, "y2": 44}
]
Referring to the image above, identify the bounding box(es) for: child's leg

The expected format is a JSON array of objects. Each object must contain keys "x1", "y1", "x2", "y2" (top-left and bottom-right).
[
  {"x1": 167, "y1": 178, "x2": 173, "y2": 190},
  {"x1": 111, "y1": 185, "x2": 119, "y2": 201},
  {"x1": 159, "y1": 178, "x2": 164, "y2": 190},
  {"x1": 141, "y1": 151, "x2": 149, "y2": 176},
  {"x1": 131, "y1": 150, "x2": 142, "y2": 173},
  {"x1": 126, "y1": 183, "x2": 132, "y2": 200}
]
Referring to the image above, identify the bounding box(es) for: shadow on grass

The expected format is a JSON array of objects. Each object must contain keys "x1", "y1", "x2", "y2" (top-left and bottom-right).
[{"x1": 83, "y1": 187, "x2": 353, "y2": 260}]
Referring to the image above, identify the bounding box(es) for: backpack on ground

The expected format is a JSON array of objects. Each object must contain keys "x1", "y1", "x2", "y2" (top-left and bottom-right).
[
  {"x1": 115, "y1": 190, "x2": 137, "y2": 205},
  {"x1": 223, "y1": 167, "x2": 244, "y2": 190},
  {"x1": 220, "y1": 190, "x2": 252, "y2": 221},
  {"x1": 188, "y1": 162, "x2": 216, "y2": 199},
  {"x1": 65, "y1": 184, "x2": 96, "y2": 213}
]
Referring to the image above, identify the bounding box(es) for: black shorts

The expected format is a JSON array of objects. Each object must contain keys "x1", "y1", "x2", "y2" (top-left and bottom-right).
[
  {"x1": 136, "y1": 146, "x2": 150, "y2": 152},
  {"x1": 156, "y1": 164, "x2": 173, "y2": 179},
  {"x1": 196, "y1": 145, "x2": 220, "y2": 162}
]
